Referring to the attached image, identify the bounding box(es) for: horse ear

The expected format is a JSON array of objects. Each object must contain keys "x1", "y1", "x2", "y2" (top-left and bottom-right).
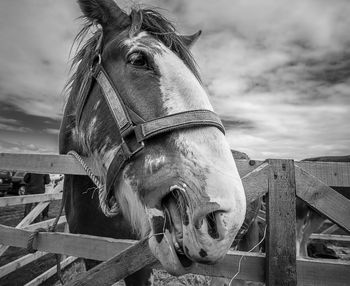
[
  {"x1": 180, "y1": 30, "x2": 202, "y2": 48},
  {"x1": 129, "y1": 10, "x2": 143, "y2": 37},
  {"x1": 77, "y1": 0, "x2": 130, "y2": 29}
]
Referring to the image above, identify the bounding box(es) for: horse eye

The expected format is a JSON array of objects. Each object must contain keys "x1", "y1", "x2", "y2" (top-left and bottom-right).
[{"x1": 127, "y1": 52, "x2": 148, "y2": 68}]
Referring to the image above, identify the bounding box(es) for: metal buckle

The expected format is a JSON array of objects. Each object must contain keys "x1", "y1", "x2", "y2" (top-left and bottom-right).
[
  {"x1": 120, "y1": 125, "x2": 145, "y2": 159},
  {"x1": 90, "y1": 54, "x2": 102, "y2": 74},
  {"x1": 121, "y1": 140, "x2": 144, "y2": 159}
]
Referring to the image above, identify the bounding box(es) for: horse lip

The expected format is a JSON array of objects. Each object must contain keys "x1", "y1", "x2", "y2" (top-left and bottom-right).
[
  {"x1": 147, "y1": 227, "x2": 191, "y2": 276},
  {"x1": 163, "y1": 186, "x2": 187, "y2": 241},
  {"x1": 151, "y1": 189, "x2": 194, "y2": 272},
  {"x1": 169, "y1": 227, "x2": 193, "y2": 270},
  {"x1": 164, "y1": 194, "x2": 194, "y2": 269}
]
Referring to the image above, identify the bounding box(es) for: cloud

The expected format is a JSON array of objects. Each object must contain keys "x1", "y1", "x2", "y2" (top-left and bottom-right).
[
  {"x1": 220, "y1": 116, "x2": 254, "y2": 130},
  {"x1": 44, "y1": 128, "x2": 60, "y2": 135},
  {"x1": 0, "y1": 123, "x2": 31, "y2": 133},
  {"x1": 178, "y1": 0, "x2": 350, "y2": 159},
  {"x1": 0, "y1": 0, "x2": 349, "y2": 159},
  {"x1": 0, "y1": 139, "x2": 53, "y2": 154},
  {"x1": 0, "y1": 117, "x2": 19, "y2": 125},
  {"x1": 0, "y1": 0, "x2": 77, "y2": 119},
  {"x1": 0, "y1": 101, "x2": 61, "y2": 133}
]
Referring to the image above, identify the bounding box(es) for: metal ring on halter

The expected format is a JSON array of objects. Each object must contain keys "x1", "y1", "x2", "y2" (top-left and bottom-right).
[{"x1": 90, "y1": 54, "x2": 102, "y2": 73}]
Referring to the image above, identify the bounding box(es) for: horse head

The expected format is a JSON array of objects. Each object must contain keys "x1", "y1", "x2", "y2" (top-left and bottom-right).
[{"x1": 60, "y1": 0, "x2": 246, "y2": 275}]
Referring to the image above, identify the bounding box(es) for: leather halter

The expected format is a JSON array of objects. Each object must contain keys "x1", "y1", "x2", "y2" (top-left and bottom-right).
[{"x1": 75, "y1": 30, "x2": 226, "y2": 214}]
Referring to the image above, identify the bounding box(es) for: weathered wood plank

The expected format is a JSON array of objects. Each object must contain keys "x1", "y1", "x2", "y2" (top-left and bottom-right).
[
  {"x1": 235, "y1": 159, "x2": 264, "y2": 177},
  {"x1": 195, "y1": 252, "x2": 350, "y2": 286},
  {"x1": 0, "y1": 224, "x2": 137, "y2": 261},
  {"x1": 241, "y1": 161, "x2": 269, "y2": 203},
  {"x1": 24, "y1": 256, "x2": 78, "y2": 286},
  {"x1": 296, "y1": 160, "x2": 350, "y2": 188},
  {"x1": 321, "y1": 224, "x2": 339, "y2": 234},
  {"x1": 65, "y1": 239, "x2": 156, "y2": 286},
  {"x1": 266, "y1": 159, "x2": 297, "y2": 286},
  {"x1": 0, "y1": 182, "x2": 63, "y2": 257},
  {"x1": 0, "y1": 251, "x2": 48, "y2": 278},
  {"x1": 0, "y1": 224, "x2": 349, "y2": 284},
  {"x1": 297, "y1": 258, "x2": 350, "y2": 286},
  {"x1": 193, "y1": 250, "x2": 265, "y2": 282},
  {"x1": 295, "y1": 165, "x2": 350, "y2": 232},
  {"x1": 0, "y1": 193, "x2": 62, "y2": 207},
  {"x1": 23, "y1": 216, "x2": 66, "y2": 231},
  {"x1": 0, "y1": 153, "x2": 264, "y2": 177},
  {"x1": 1, "y1": 153, "x2": 349, "y2": 187},
  {"x1": 0, "y1": 153, "x2": 89, "y2": 175},
  {"x1": 310, "y1": 233, "x2": 350, "y2": 242}
]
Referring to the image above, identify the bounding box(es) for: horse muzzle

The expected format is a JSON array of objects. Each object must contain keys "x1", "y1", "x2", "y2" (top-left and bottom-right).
[{"x1": 146, "y1": 184, "x2": 244, "y2": 275}]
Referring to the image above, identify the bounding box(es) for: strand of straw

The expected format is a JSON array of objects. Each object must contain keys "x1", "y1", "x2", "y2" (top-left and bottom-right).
[{"x1": 229, "y1": 225, "x2": 267, "y2": 285}]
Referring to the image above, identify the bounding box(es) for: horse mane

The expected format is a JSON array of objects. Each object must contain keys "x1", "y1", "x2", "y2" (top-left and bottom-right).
[{"x1": 66, "y1": 8, "x2": 201, "y2": 97}]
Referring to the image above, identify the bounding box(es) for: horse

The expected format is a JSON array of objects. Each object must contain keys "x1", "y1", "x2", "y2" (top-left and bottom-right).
[{"x1": 59, "y1": 0, "x2": 246, "y2": 285}]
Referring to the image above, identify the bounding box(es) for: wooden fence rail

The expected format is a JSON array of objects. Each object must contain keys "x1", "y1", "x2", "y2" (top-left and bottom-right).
[
  {"x1": 0, "y1": 181, "x2": 63, "y2": 257},
  {"x1": 0, "y1": 193, "x2": 62, "y2": 207},
  {"x1": 1, "y1": 153, "x2": 350, "y2": 186},
  {"x1": 1, "y1": 224, "x2": 349, "y2": 285},
  {"x1": 0, "y1": 153, "x2": 350, "y2": 285}
]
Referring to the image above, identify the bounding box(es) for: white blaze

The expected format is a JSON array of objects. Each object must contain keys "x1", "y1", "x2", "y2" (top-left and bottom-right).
[
  {"x1": 154, "y1": 44, "x2": 246, "y2": 225},
  {"x1": 155, "y1": 48, "x2": 213, "y2": 113}
]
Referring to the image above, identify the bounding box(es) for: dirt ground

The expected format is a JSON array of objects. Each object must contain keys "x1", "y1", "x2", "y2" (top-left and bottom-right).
[{"x1": 1, "y1": 200, "x2": 349, "y2": 285}]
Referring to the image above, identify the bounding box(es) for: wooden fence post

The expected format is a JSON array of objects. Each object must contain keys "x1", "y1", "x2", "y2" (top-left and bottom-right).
[{"x1": 266, "y1": 159, "x2": 297, "y2": 286}]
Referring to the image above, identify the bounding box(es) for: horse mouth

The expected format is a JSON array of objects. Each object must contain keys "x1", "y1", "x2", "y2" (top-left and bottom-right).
[
  {"x1": 162, "y1": 188, "x2": 193, "y2": 269},
  {"x1": 173, "y1": 242, "x2": 193, "y2": 269},
  {"x1": 148, "y1": 184, "x2": 239, "y2": 275}
]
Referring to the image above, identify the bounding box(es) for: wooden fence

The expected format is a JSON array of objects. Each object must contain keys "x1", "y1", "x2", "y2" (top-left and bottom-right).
[{"x1": 0, "y1": 153, "x2": 349, "y2": 285}]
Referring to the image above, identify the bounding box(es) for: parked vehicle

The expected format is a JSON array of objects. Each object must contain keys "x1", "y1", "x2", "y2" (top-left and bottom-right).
[
  {"x1": 10, "y1": 171, "x2": 27, "y2": 195},
  {"x1": 50, "y1": 174, "x2": 64, "y2": 187},
  {"x1": 0, "y1": 170, "x2": 12, "y2": 196}
]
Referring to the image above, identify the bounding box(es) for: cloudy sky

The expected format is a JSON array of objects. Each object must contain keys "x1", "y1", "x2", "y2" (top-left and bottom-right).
[{"x1": 0, "y1": 0, "x2": 349, "y2": 160}]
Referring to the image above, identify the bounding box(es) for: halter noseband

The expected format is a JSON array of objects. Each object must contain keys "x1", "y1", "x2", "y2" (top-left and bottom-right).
[{"x1": 74, "y1": 29, "x2": 226, "y2": 216}]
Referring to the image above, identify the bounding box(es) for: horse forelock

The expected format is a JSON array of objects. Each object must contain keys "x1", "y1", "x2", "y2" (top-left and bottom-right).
[{"x1": 135, "y1": 9, "x2": 201, "y2": 81}]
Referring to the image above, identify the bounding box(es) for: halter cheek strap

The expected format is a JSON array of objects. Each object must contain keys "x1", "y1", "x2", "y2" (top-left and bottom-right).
[{"x1": 74, "y1": 52, "x2": 225, "y2": 217}]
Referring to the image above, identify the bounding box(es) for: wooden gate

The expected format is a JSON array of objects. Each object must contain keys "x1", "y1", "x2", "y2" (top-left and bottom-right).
[{"x1": 0, "y1": 153, "x2": 349, "y2": 285}]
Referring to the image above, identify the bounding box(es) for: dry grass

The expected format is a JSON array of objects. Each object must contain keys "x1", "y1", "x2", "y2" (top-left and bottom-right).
[
  {"x1": 112, "y1": 270, "x2": 212, "y2": 286},
  {"x1": 152, "y1": 270, "x2": 212, "y2": 286}
]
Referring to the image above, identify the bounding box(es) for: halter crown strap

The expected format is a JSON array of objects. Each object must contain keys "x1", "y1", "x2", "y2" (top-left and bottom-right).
[{"x1": 75, "y1": 56, "x2": 226, "y2": 216}]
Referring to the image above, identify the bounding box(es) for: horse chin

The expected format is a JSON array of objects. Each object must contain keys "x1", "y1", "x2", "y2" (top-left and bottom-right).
[{"x1": 148, "y1": 229, "x2": 193, "y2": 276}]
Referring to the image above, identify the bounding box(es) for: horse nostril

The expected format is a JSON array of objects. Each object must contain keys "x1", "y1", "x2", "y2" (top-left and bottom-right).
[
  {"x1": 195, "y1": 210, "x2": 227, "y2": 240},
  {"x1": 206, "y1": 212, "x2": 220, "y2": 239},
  {"x1": 205, "y1": 210, "x2": 227, "y2": 240}
]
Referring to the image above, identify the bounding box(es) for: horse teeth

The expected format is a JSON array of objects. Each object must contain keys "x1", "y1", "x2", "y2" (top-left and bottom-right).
[{"x1": 174, "y1": 243, "x2": 184, "y2": 254}]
